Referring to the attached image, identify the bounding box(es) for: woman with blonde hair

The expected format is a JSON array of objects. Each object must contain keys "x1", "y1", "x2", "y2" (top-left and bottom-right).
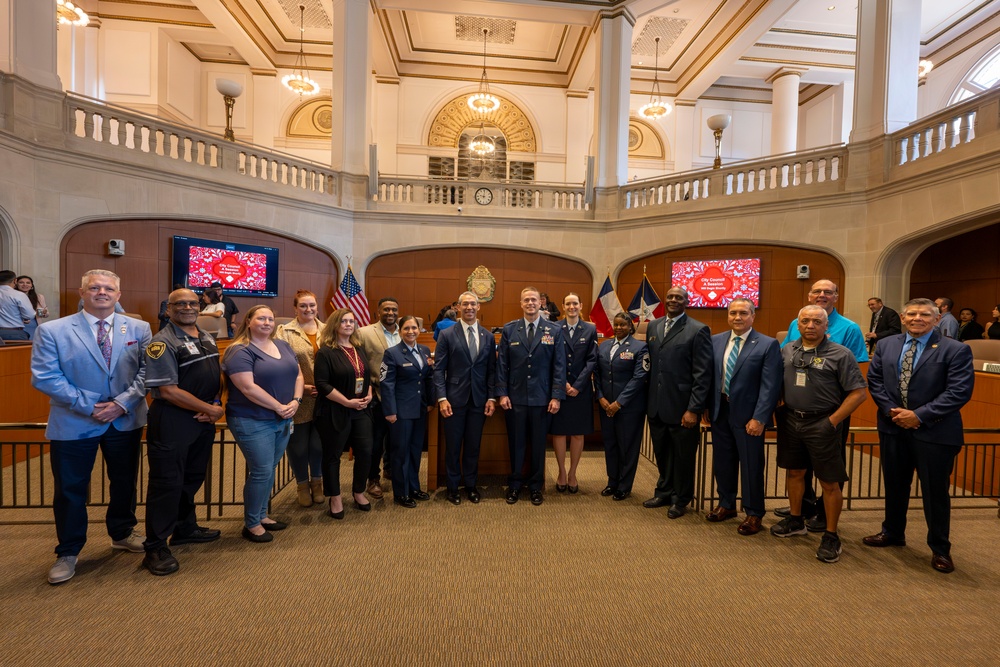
[
  {"x1": 222, "y1": 305, "x2": 303, "y2": 543},
  {"x1": 314, "y1": 308, "x2": 374, "y2": 519},
  {"x1": 277, "y1": 290, "x2": 326, "y2": 507}
]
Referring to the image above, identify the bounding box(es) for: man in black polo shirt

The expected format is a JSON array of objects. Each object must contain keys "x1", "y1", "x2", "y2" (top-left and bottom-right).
[
  {"x1": 771, "y1": 305, "x2": 867, "y2": 564},
  {"x1": 142, "y1": 288, "x2": 224, "y2": 575},
  {"x1": 210, "y1": 281, "x2": 239, "y2": 337}
]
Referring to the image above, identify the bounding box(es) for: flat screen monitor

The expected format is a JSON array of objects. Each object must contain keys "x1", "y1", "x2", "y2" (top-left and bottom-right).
[
  {"x1": 171, "y1": 235, "x2": 279, "y2": 297},
  {"x1": 670, "y1": 258, "x2": 761, "y2": 308}
]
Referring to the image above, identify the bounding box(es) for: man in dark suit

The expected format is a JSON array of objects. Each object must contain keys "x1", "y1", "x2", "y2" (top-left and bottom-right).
[
  {"x1": 31, "y1": 269, "x2": 152, "y2": 584},
  {"x1": 707, "y1": 298, "x2": 782, "y2": 535},
  {"x1": 496, "y1": 286, "x2": 567, "y2": 506},
  {"x1": 864, "y1": 298, "x2": 975, "y2": 574},
  {"x1": 434, "y1": 291, "x2": 497, "y2": 505},
  {"x1": 865, "y1": 297, "x2": 901, "y2": 353},
  {"x1": 643, "y1": 286, "x2": 714, "y2": 518}
]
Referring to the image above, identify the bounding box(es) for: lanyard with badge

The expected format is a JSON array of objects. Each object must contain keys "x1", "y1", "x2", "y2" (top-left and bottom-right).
[{"x1": 342, "y1": 346, "x2": 365, "y2": 396}]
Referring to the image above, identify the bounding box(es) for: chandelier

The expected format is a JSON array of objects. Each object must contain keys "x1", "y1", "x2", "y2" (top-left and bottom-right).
[
  {"x1": 282, "y1": 4, "x2": 320, "y2": 97},
  {"x1": 56, "y1": 0, "x2": 89, "y2": 27},
  {"x1": 467, "y1": 28, "x2": 500, "y2": 114},
  {"x1": 639, "y1": 36, "x2": 671, "y2": 119},
  {"x1": 469, "y1": 121, "x2": 496, "y2": 156}
]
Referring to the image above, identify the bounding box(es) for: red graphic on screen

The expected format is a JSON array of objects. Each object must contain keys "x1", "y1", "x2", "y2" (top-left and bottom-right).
[
  {"x1": 187, "y1": 246, "x2": 268, "y2": 290},
  {"x1": 671, "y1": 258, "x2": 761, "y2": 308}
]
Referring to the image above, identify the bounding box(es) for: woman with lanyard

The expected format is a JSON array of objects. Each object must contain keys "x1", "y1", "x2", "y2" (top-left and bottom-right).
[
  {"x1": 222, "y1": 305, "x2": 303, "y2": 543},
  {"x1": 595, "y1": 312, "x2": 649, "y2": 500},
  {"x1": 380, "y1": 315, "x2": 434, "y2": 508},
  {"x1": 313, "y1": 308, "x2": 374, "y2": 519},
  {"x1": 549, "y1": 293, "x2": 598, "y2": 493},
  {"x1": 277, "y1": 290, "x2": 326, "y2": 507}
]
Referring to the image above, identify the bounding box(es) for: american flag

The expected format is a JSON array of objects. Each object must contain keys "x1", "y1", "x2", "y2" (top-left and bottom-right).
[{"x1": 331, "y1": 265, "x2": 371, "y2": 326}]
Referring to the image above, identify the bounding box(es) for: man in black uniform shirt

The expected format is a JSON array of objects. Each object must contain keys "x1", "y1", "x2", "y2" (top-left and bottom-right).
[
  {"x1": 209, "y1": 281, "x2": 239, "y2": 337},
  {"x1": 142, "y1": 289, "x2": 225, "y2": 575}
]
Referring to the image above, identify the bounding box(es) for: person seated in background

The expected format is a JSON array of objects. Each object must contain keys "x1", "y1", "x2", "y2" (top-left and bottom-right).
[
  {"x1": 433, "y1": 309, "x2": 457, "y2": 341},
  {"x1": 158, "y1": 283, "x2": 184, "y2": 331},
  {"x1": 956, "y1": 308, "x2": 984, "y2": 342},
  {"x1": 986, "y1": 305, "x2": 1000, "y2": 340},
  {"x1": 16, "y1": 275, "x2": 48, "y2": 339},
  {"x1": 200, "y1": 289, "x2": 225, "y2": 318},
  {"x1": 210, "y1": 282, "x2": 239, "y2": 338},
  {"x1": 0, "y1": 270, "x2": 34, "y2": 341},
  {"x1": 432, "y1": 301, "x2": 459, "y2": 328}
]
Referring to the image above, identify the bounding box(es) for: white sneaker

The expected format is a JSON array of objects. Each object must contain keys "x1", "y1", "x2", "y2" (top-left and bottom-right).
[
  {"x1": 48, "y1": 556, "x2": 78, "y2": 584},
  {"x1": 111, "y1": 528, "x2": 145, "y2": 553}
]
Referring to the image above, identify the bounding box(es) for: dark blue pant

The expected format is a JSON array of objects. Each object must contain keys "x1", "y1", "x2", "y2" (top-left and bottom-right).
[
  {"x1": 504, "y1": 404, "x2": 550, "y2": 492},
  {"x1": 443, "y1": 399, "x2": 487, "y2": 490},
  {"x1": 144, "y1": 403, "x2": 215, "y2": 551},
  {"x1": 710, "y1": 401, "x2": 766, "y2": 517},
  {"x1": 648, "y1": 415, "x2": 700, "y2": 507},
  {"x1": 389, "y1": 414, "x2": 427, "y2": 497},
  {"x1": 880, "y1": 432, "x2": 958, "y2": 556},
  {"x1": 50, "y1": 425, "x2": 141, "y2": 557},
  {"x1": 600, "y1": 409, "x2": 644, "y2": 493}
]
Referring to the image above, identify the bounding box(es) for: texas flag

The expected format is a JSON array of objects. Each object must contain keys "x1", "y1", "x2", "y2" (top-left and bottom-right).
[
  {"x1": 627, "y1": 274, "x2": 666, "y2": 323},
  {"x1": 590, "y1": 275, "x2": 624, "y2": 337}
]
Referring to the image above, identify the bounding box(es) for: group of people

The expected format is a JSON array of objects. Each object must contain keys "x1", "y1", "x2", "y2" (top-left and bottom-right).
[
  {"x1": 27, "y1": 270, "x2": 976, "y2": 585},
  {"x1": 0, "y1": 270, "x2": 48, "y2": 341},
  {"x1": 868, "y1": 294, "x2": 1000, "y2": 343}
]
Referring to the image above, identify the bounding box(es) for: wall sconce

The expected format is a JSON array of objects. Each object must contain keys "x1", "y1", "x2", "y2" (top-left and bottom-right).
[
  {"x1": 706, "y1": 113, "x2": 731, "y2": 169},
  {"x1": 215, "y1": 79, "x2": 244, "y2": 142}
]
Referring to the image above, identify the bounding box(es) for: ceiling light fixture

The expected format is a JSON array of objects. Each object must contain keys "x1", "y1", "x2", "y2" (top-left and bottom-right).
[
  {"x1": 56, "y1": 0, "x2": 89, "y2": 27},
  {"x1": 639, "y1": 36, "x2": 672, "y2": 120},
  {"x1": 470, "y1": 121, "x2": 496, "y2": 156},
  {"x1": 282, "y1": 4, "x2": 319, "y2": 97},
  {"x1": 468, "y1": 28, "x2": 500, "y2": 114},
  {"x1": 918, "y1": 59, "x2": 934, "y2": 78}
]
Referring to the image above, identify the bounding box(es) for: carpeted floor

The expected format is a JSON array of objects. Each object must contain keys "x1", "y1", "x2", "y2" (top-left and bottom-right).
[{"x1": 2, "y1": 452, "x2": 999, "y2": 666}]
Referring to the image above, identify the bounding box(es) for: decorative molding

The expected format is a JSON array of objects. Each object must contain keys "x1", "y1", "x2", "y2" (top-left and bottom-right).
[
  {"x1": 287, "y1": 97, "x2": 333, "y2": 138},
  {"x1": 428, "y1": 95, "x2": 536, "y2": 151}
]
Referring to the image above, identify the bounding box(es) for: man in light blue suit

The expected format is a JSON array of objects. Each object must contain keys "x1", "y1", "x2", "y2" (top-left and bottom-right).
[
  {"x1": 707, "y1": 298, "x2": 782, "y2": 536},
  {"x1": 31, "y1": 269, "x2": 151, "y2": 585}
]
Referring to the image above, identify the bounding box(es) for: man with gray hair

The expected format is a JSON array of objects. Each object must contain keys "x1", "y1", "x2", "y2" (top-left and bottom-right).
[{"x1": 771, "y1": 305, "x2": 867, "y2": 564}]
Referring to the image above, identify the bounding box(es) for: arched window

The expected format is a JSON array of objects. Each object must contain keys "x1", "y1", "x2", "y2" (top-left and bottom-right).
[{"x1": 950, "y1": 44, "x2": 1000, "y2": 104}]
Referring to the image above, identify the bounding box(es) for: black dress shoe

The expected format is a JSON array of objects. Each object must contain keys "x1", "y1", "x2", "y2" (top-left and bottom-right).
[
  {"x1": 466, "y1": 487, "x2": 481, "y2": 503},
  {"x1": 568, "y1": 485, "x2": 579, "y2": 494},
  {"x1": 643, "y1": 496, "x2": 669, "y2": 508},
  {"x1": 170, "y1": 526, "x2": 221, "y2": 545},
  {"x1": 667, "y1": 504, "x2": 686, "y2": 519},
  {"x1": 612, "y1": 490, "x2": 630, "y2": 501},
  {"x1": 862, "y1": 531, "x2": 906, "y2": 548},
  {"x1": 505, "y1": 488, "x2": 520, "y2": 504},
  {"x1": 143, "y1": 547, "x2": 179, "y2": 576},
  {"x1": 412, "y1": 490, "x2": 431, "y2": 501},
  {"x1": 241, "y1": 527, "x2": 274, "y2": 543},
  {"x1": 394, "y1": 496, "x2": 417, "y2": 509},
  {"x1": 530, "y1": 490, "x2": 544, "y2": 506},
  {"x1": 774, "y1": 505, "x2": 791, "y2": 518},
  {"x1": 328, "y1": 508, "x2": 345, "y2": 520},
  {"x1": 556, "y1": 484, "x2": 568, "y2": 493},
  {"x1": 354, "y1": 501, "x2": 371, "y2": 512},
  {"x1": 931, "y1": 553, "x2": 955, "y2": 573},
  {"x1": 260, "y1": 520, "x2": 288, "y2": 531},
  {"x1": 446, "y1": 491, "x2": 461, "y2": 505},
  {"x1": 601, "y1": 485, "x2": 615, "y2": 497}
]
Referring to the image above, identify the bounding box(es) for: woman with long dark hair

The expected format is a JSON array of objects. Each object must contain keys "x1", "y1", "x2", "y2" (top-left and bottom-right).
[{"x1": 16, "y1": 275, "x2": 48, "y2": 338}]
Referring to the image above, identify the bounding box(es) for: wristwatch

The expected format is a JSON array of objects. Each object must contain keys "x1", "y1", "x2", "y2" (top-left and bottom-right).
[{"x1": 293, "y1": 397, "x2": 303, "y2": 403}]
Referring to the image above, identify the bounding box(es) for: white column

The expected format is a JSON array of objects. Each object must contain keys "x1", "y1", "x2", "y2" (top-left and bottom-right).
[
  {"x1": 374, "y1": 77, "x2": 399, "y2": 176},
  {"x1": 672, "y1": 101, "x2": 695, "y2": 171},
  {"x1": 851, "y1": 0, "x2": 921, "y2": 141},
  {"x1": 0, "y1": 0, "x2": 61, "y2": 90},
  {"x1": 767, "y1": 68, "x2": 803, "y2": 154},
  {"x1": 592, "y1": 9, "x2": 634, "y2": 189},
  {"x1": 252, "y1": 72, "x2": 277, "y2": 148},
  {"x1": 330, "y1": 0, "x2": 369, "y2": 176},
  {"x1": 565, "y1": 91, "x2": 590, "y2": 183}
]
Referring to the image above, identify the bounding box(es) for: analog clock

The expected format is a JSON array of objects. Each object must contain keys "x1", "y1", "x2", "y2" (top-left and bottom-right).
[{"x1": 475, "y1": 187, "x2": 493, "y2": 205}]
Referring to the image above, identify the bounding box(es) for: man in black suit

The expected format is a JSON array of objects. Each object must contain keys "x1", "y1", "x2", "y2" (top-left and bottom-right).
[
  {"x1": 643, "y1": 287, "x2": 713, "y2": 518},
  {"x1": 496, "y1": 287, "x2": 567, "y2": 506},
  {"x1": 863, "y1": 298, "x2": 975, "y2": 573},
  {"x1": 434, "y1": 291, "x2": 497, "y2": 505},
  {"x1": 865, "y1": 297, "x2": 901, "y2": 353}
]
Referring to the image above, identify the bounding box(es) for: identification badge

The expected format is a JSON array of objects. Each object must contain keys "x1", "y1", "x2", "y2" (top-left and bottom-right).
[
  {"x1": 402, "y1": 362, "x2": 413, "y2": 367},
  {"x1": 511, "y1": 341, "x2": 520, "y2": 346},
  {"x1": 795, "y1": 369, "x2": 807, "y2": 387},
  {"x1": 184, "y1": 341, "x2": 200, "y2": 355},
  {"x1": 354, "y1": 377, "x2": 365, "y2": 395}
]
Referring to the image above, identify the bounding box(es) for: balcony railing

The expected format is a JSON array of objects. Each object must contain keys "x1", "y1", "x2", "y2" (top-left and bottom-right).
[{"x1": 372, "y1": 176, "x2": 589, "y2": 215}]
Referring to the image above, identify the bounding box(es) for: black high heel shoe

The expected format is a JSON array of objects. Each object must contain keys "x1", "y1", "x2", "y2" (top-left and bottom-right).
[
  {"x1": 328, "y1": 502, "x2": 345, "y2": 520},
  {"x1": 556, "y1": 484, "x2": 568, "y2": 493},
  {"x1": 568, "y1": 485, "x2": 579, "y2": 494},
  {"x1": 354, "y1": 501, "x2": 371, "y2": 512}
]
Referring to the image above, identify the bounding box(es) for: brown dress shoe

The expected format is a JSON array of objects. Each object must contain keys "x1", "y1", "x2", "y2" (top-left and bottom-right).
[
  {"x1": 366, "y1": 480, "x2": 384, "y2": 499},
  {"x1": 296, "y1": 482, "x2": 313, "y2": 507},
  {"x1": 706, "y1": 506, "x2": 738, "y2": 522},
  {"x1": 737, "y1": 515, "x2": 763, "y2": 535},
  {"x1": 862, "y1": 531, "x2": 906, "y2": 548},
  {"x1": 931, "y1": 554, "x2": 955, "y2": 573},
  {"x1": 310, "y1": 479, "x2": 325, "y2": 504}
]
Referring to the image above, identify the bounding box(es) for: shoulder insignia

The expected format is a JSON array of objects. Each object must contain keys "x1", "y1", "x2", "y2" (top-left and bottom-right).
[
  {"x1": 146, "y1": 341, "x2": 166, "y2": 360},
  {"x1": 641, "y1": 353, "x2": 650, "y2": 372},
  {"x1": 379, "y1": 362, "x2": 388, "y2": 383}
]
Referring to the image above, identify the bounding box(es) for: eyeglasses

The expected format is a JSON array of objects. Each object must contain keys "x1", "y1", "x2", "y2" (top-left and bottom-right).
[
  {"x1": 168, "y1": 301, "x2": 200, "y2": 308},
  {"x1": 809, "y1": 289, "x2": 837, "y2": 296}
]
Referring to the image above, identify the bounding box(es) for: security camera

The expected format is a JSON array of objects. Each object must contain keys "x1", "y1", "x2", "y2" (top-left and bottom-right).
[{"x1": 796, "y1": 264, "x2": 810, "y2": 280}]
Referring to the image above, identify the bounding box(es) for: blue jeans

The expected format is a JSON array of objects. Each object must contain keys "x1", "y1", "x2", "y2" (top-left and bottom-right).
[
  {"x1": 229, "y1": 416, "x2": 291, "y2": 529},
  {"x1": 286, "y1": 420, "x2": 323, "y2": 483}
]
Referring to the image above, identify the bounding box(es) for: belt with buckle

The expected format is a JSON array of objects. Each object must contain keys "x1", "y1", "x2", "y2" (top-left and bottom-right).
[{"x1": 789, "y1": 408, "x2": 834, "y2": 420}]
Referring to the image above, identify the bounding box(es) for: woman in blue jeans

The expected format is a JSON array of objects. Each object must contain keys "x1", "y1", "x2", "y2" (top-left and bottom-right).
[{"x1": 223, "y1": 305, "x2": 303, "y2": 543}]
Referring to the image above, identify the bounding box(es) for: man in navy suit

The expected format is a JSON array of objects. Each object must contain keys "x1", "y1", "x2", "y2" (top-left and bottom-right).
[
  {"x1": 434, "y1": 291, "x2": 496, "y2": 505},
  {"x1": 644, "y1": 287, "x2": 714, "y2": 518},
  {"x1": 864, "y1": 298, "x2": 974, "y2": 574},
  {"x1": 707, "y1": 298, "x2": 782, "y2": 535},
  {"x1": 31, "y1": 269, "x2": 151, "y2": 584},
  {"x1": 496, "y1": 286, "x2": 567, "y2": 506}
]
